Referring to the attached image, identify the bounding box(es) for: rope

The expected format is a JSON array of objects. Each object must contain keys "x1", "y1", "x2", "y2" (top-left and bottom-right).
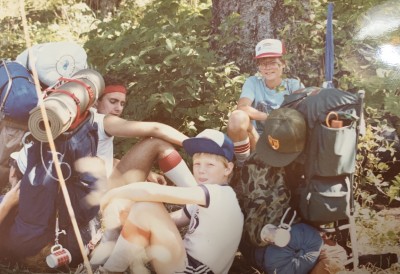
[
  {"x1": 18, "y1": 1, "x2": 93, "y2": 273},
  {"x1": 324, "y1": 2, "x2": 334, "y2": 88}
]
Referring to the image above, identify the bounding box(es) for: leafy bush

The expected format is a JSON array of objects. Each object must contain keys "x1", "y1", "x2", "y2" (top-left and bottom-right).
[
  {"x1": 0, "y1": 1, "x2": 95, "y2": 59},
  {"x1": 84, "y1": 0, "x2": 245, "y2": 156},
  {"x1": 356, "y1": 107, "x2": 400, "y2": 206}
]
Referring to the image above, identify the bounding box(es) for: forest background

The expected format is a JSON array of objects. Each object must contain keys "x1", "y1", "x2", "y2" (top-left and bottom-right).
[{"x1": 1, "y1": 0, "x2": 400, "y2": 273}]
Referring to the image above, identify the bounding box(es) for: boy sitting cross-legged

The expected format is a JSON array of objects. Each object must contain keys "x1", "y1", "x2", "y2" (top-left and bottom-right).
[{"x1": 95, "y1": 129, "x2": 244, "y2": 274}]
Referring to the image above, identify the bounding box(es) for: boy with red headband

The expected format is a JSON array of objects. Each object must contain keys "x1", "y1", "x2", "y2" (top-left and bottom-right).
[
  {"x1": 90, "y1": 83, "x2": 198, "y2": 261},
  {"x1": 95, "y1": 85, "x2": 127, "y2": 117},
  {"x1": 92, "y1": 84, "x2": 195, "y2": 187}
]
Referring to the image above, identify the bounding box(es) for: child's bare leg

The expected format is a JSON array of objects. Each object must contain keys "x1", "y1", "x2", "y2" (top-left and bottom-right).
[
  {"x1": 108, "y1": 137, "x2": 196, "y2": 189},
  {"x1": 103, "y1": 202, "x2": 186, "y2": 274}
]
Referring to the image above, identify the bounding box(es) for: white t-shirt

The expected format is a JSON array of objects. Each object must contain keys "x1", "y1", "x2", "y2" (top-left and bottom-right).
[
  {"x1": 92, "y1": 109, "x2": 114, "y2": 178},
  {"x1": 183, "y1": 184, "x2": 244, "y2": 274}
]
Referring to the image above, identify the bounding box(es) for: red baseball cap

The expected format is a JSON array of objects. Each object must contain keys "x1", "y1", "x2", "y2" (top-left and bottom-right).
[{"x1": 255, "y1": 39, "x2": 286, "y2": 59}]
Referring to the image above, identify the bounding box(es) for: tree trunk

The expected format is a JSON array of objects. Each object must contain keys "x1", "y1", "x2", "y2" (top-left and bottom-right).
[
  {"x1": 211, "y1": 0, "x2": 288, "y2": 73},
  {"x1": 85, "y1": 0, "x2": 122, "y2": 16}
]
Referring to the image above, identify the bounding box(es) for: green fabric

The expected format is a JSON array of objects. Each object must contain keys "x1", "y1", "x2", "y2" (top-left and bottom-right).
[{"x1": 232, "y1": 153, "x2": 290, "y2": 247}]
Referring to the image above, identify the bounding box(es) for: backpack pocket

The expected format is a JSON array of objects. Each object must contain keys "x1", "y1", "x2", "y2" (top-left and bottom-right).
[
  {"x1": 299, "y1": 176, "x2": 350, "y2": 225},
  {"x1": 307, "y1": 122, "x2": 356, "y2": 177}
]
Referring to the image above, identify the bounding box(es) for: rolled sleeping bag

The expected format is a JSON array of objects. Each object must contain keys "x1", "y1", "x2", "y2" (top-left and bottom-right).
[
  {"x1": 28, "y1": 69, "x2": 104, "y2": 142},
  {"x1": 256, "y1": 223, "x2": 323, "y2": 274},
  {"x1": 16, "y1": 41, "x2": 88, "y2": 87}
]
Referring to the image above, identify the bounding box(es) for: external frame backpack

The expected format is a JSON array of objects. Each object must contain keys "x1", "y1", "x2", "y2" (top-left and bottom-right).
[{"x1": 282, "y1": 87, "x2": 361, "y2": 225}]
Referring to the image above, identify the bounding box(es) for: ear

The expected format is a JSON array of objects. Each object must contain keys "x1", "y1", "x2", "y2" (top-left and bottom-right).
[{"x1": 224, "y1": 162, "x2": 234, "y2": 177}]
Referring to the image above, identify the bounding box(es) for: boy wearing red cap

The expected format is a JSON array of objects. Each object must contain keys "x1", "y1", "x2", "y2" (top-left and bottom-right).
[{"x1": 227, "y1": 39, "x2": 304, "y2": 166}]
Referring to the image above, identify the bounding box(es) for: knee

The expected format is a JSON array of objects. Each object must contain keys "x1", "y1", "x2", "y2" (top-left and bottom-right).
[
  {"x1": 102, "y1": 198, "x2": 133, "y2": 228},
  {"x1": 129, "y1": 201, "x2": 165, "y2": 220},
  {"x1": 140, "y1": 138, "x2": 174, "y2": 155},
  {"x1": 228, "y1": 110, "x2": 251, "y2": 132}
]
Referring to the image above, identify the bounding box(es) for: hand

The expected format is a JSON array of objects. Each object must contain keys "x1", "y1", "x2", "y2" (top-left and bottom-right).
[
  {"x1": 99, "y1": 189, "x2": 115, "y2": 213},
  {"x1": 146, "y1": 171, "x2": 167, "y2": 185},
  {"x1": 3, "y1": 181, "x2": 21, "y2": 209}
]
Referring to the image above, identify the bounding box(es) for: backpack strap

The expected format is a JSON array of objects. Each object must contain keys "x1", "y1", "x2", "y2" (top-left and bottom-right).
[{"x1": 0, "y1": 60, "x2": 14, "y2": 114}]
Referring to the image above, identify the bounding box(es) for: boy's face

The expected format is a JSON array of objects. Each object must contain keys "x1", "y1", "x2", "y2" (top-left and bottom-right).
[
  {"x1": 96, "y1": 92, "x2": 126, "y2": 116},
  {"x1": 192, "y1": 153, "x2": 233, "y2": 185},
  {"x1": 257, "y1": 57, "x2": 285, "y2": 82}
]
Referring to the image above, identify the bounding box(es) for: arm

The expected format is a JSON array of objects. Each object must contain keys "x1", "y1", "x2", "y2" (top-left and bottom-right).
[
  {"x1": 0, "y1": 181, "x2": 20, "y2": 224},
  {"x1": 237, "y1": 97, "x2": 268, "y2": 121},
  {"x1": 103, "y1": 115, "x2": 188, "y2": 146},
  {"x1": 100, "y1": 182, "x2": 206, "y2": 212},
  {"x1": 170, "y1": 208, "x2": 190, "y2": 227}
]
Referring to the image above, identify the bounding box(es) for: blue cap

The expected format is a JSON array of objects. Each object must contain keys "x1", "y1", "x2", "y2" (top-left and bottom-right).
[{"x1": 183, "y1": 129, "x2": 234, "y2": 161}]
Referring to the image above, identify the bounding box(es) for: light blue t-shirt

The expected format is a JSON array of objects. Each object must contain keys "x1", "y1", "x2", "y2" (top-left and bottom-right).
[{"x1": 240, "y1": 76, "x2": 304, "y2": 134}]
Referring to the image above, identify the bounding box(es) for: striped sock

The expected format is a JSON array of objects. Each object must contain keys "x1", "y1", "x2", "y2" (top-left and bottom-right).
[
  {"x1": 158, "y1": 150, "x2": 197, "y2": 187},
  {"x1": 234, "y1": 138, "x2": 251, "y2": 166}
]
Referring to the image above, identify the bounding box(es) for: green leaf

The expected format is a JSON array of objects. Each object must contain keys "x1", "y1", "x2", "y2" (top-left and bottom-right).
[{"x1": 166, "y1": 38, "x2": 176, "y2": 51}]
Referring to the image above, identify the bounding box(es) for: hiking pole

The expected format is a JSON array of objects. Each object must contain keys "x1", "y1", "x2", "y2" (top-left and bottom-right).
[
  {"x1": 323, "y1": 2, "x2": 334, "y2": 88},
  {"x1": 18, "y1": 1, "x2": 93, "y2": 274}
]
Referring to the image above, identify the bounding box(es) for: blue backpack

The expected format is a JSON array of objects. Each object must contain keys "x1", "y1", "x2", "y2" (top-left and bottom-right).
[
  {"x1": 0, "y1": 60, "x2": 38, "y2": 123},
  {"x1": 4, "y1": 112, "x2": 100, "y2": 267}
]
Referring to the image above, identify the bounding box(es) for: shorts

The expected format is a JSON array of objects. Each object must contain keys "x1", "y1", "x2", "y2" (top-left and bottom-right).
[{"x1": 175, "y1": 253, "x2": 214, "y2": 274}]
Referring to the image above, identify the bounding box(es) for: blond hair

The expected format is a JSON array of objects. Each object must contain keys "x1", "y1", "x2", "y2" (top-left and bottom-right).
[{"x1": 193, "y1": 152, "x2": 229, "y2": 166}]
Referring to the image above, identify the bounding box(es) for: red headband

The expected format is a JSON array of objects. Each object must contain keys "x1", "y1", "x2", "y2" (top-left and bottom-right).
[{"x1": 103, "y1": 85, "x2": 127, "y2": 95}]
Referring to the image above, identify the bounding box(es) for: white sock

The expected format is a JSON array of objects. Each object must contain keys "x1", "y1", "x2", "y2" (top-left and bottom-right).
[
  {"x1": 159, "y1": 150, "x2": 197, "y2": 187},
  {"x1": 103, "y1": 235, "x2": 148, "y2": 273},
  {"x1": 234, "y1": 138, "x2": 251, "y2": 166}
]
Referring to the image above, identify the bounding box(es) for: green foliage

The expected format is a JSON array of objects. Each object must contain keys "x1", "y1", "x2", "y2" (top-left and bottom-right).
[
  {"x1": 2, "y1": 0, "x2": 400, "y2": 207},
  {"x1": 85, "y1": 0, "x2": 245, "y2": 156},
  {"x1": 0, "y1": 1, "x2": 95, "y2": 59},
  {"x1": 355, "y1": 107, "x2": 400, "y2": 206},
  {"x1": 280, "y1": 0, "x2": 400, "y2": 96}
]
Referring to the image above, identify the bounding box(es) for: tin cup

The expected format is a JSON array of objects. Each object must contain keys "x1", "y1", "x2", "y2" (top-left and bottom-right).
[{"x1": 46, "y1": 244, "x2": 72, "y2": 268}]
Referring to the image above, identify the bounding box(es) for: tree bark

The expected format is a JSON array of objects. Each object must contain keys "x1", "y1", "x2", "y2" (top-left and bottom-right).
[
  {"x1": 85, "y1": 0, "x2": 122, "y2": 16},
  {"x1": 212, "y1": 0, "x2": 280, "y2": 73}
]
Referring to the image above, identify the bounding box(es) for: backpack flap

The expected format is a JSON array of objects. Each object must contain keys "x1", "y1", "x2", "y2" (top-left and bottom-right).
[{"x1": 299, "y1": 175, "x2": 350, "y2": 225}]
